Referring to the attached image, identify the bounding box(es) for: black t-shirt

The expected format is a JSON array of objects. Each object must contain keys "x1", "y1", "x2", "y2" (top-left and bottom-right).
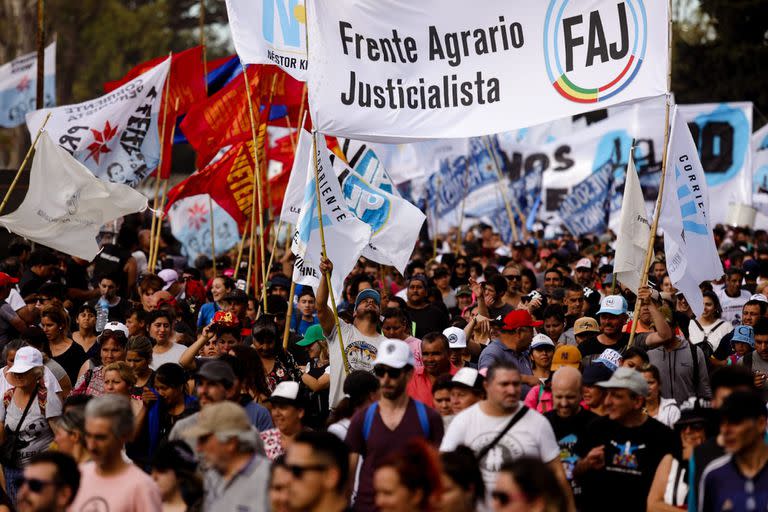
[
  {"x1": 406, "y1": 304, "x2": 449, "y2": 339},
  {"x1": 488, "y1": 303, "x2": 514, "y2": 319},
  {"x1": 579, "y1": 332, "x2": 649, "y2": 361},
  {"x1": 52, "y1": 342, "x2": 88, "y2": 386},
  {"x1": 87, "y1": 297, "x2": 130, "y2": 324},
  {"x1": 545, "y1": 407, "x2": 599, "y2": 497},
  {"x1": 574, "y1": 416, "x2": 680, "y2": 512}
]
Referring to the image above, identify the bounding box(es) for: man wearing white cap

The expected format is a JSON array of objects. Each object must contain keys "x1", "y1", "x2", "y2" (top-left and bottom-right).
[
  {"x1": 574, "y1": 258, "x2": 595, "y2": 288},
  {"x1": 345, "y1": 339, "x2": 443, "y2": 512},
  {"x1": 443, "y1": 326, "x2": 475, "y2": 369}
]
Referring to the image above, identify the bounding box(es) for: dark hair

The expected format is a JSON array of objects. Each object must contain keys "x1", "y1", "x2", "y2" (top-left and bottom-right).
[
  {"x1": 350, "y1": 274, "x2": 376, "y2": 300},
  {"x1": 146, "y1": 309, "x2": 174, "y2": 326},
  {"x1": 498, "y1": 458, "x2": 567, "y2": 510},
  {"x1": 487, "y1": 275, "x2": 508, "y2": 295},
  {"x1": 421, "y1": 332, "x2": 449, "y2": 352},
  {"x1": 127, "y1": 306, "x2": 148, "y2": 323},
  {"x1": 96, "y1": 274, "x2": 119, "y2": 285},
  {"x1": 431, "y1": 374, "x2": 453, "y2": 395},
  {"x1": 441, "y1": 446, "x2": 485, "y2": 507},
  {"x1": 150, "y1": 441, "x2": 203, "y2": 509},
  {"x1": 520, "y1": 268, "x2": 538, "y2": 289},
  {"x1": 77, "y1": 303, "x2": 97, "y2": 317},
  {"x1": 701, "y1": 290, "x2": 722, "y2": 318},
  {"x1": 385, "y1": 296, "x2": 408, "y2": 310},
  {"x1": 155, "y1": 363, "x2": 187, "y2": 389},
  {"x1": 297, "y1": 287, "x2": 315, "y2": 300},
  {"x1": 381, "y1": 307, "x2": 410, "y2": 326},
  {"x1": 294, "y1": 431, "x2": 350, "y2": 493},
  {"x1": 753, "y1": 317, "x2": 768, "y2": 337},
  {"x1": 623, "y1": 346, "x2": 649, "y2": 364},
  {"x1": 27, "y1": 451, "x2": 81, "y2": 504},
  {"x1": 541, "y1": 305, "x2": 565, "y2": 323},
  {"x1": 544, "y1": 268, "x2": 563, "y2": 280},
  {"x1": 486, "y1": 361, "x2": 519, "y2": 383},
  {"x1": 22, "y1": 326, "x2": 51, "y2": 357},
  {"x1": 379, "y1": 439, "x2": 442, "y2": 510},
  {"x1": 725, "y1": 267, "x2": 743, "y2": 278},
  {"x1": 744, "y1": 300, "x2": 768, "y2": 317},
  {"x1": 229, "y1": 345, "x2": 271, "y2": 399},
  {"x1": 28, "y1": 250, "x2": 57, "y2": 268},
  {"x1": 328, "y1": 370, "x2": 380, "y2": 424},
  {"x1": 8, "y1": 240, "x2": 31, "y2": 258},
  {"x1": 710, "y1": 365, "x2": 756, "y2": 394},
  {"x1": 266, "y1": 295, "x2": 288, "y2": 315},
  {"x1": 41, "y1": 305, "x2": 68, "y2": 328},
  {"x1": 126, "y1": 336, "x2": 153, "y2": 362}
]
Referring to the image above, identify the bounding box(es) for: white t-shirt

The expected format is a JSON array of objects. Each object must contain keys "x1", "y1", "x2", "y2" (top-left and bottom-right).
[
  {"x1": 327, "y1": 321, "x2": 385, "y2": 408},
  {"x1": 440, "y1": 402, "x2": 560, "y2": 493},
  {"x1": 716, "y1": 289, "x2": 751, "y2": 325},
  {"x1": 149, "y1": 343, "x2": 187, "y2": 370}
]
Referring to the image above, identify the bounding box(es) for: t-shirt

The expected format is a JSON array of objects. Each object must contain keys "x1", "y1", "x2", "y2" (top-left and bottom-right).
[
  {"x1": 477, "y1": 341, "x2": 534, "y2": 396},
  {"x1": 440, "y1": 403, "x2": 560, "y2": 495},
  {"x1": 52, "y1": 342, "x2": 88, "y2": 386},
  {"x1": 699, "y1": 454, "x2": 768, "y2": 512},
  {"x1": 0, "y1": 303, "x2": 19, "y2": 344},
  {"x1": 346, "y1": 399, "x2": 444, "y2": 511},
  {"x1": 202, "y1": 454, "x2": 270, "y2": 512},
  {"x1": 0, "y1": 390, "x2": 62, "y2": 467},
  {"x1": 579, "y1": 332, "x2": 650, "y2": 361},
  {"x1": 574, "y1": 416, "x2": 679, "y2": 512},
  {"x1": 405, "y1": 304, "x2": 448, "y2": 339},
  {"x1": 715, "y1": 288, "x2": 751, "y2": 325},
  {"x1": 544, "y1": 407, "x2": 598, "y2": 496},
  {"x1": 70, "y1": 461, "x2": 162, "y2": 512},
  {"x1": 406, "y1": 364, "x2": 458, "y2": 407},
  {"x1": 149, "y1": 343, "x2": 187, "y2": 370},
  {"x1": 327, "y1": 321, "x2": 385, "y2": 408}
]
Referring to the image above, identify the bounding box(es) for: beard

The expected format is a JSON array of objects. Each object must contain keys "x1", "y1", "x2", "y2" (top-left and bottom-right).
[{"x1": 356, "y1": 309, "x2": 379, "y2": 324}]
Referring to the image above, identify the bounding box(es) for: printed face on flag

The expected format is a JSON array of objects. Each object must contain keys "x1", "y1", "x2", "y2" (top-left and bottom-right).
[{"x1": 25, "y1": 58, "x2": 170, "y2": 187}]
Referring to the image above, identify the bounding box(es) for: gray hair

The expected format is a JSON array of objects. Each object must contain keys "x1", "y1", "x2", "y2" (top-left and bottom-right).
[{"x1": 85, "y1": 395, "x2": 134, "y2": 439}]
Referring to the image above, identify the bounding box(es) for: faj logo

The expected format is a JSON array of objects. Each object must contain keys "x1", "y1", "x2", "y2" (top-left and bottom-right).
[
  {"x1": 262, "y1": 0, "x2": 305, "y2": 48},
  {"x1": 544, "y1": 0, "x2": 648, "y2": 103}
]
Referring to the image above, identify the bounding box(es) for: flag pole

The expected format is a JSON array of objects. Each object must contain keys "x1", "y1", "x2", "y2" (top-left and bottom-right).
[
  {"x1": 208, "y1": 196, "x2": 217, "y2": 279},
  {"x1": 36, "y1": 0, "x2": 45, "y2": 109},
  {"x1": 282, "y1": 280, "x2": 296, "y2": 349},
  {"x1": 233, "y1": 219, "x2": 250, "y2": 280},
  {"x1": 150, "y1": 97, "x2": 180, "y2": 271},
  {"x1": 0, "y1": 112, "x2": 51, "y2": 216},
  {"x1": 258, "y1": 218, "x2": 284, "y2": 305},
  {"x1": 312, "y1": 131, "x2": 350, "y2": 374},
  {"x1": 629, "y1": 0, "x2": 673, "y2": 347},
  {"x1": 482, "y1": 136, "x2": 519, "y2": 241},
  {"x1": 148, "y1": 54, "x2": 172, "y2": 272}
]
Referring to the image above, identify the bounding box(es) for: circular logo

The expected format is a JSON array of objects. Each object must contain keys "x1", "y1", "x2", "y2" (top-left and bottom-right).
[{"x1": 544, "y1": 0, "x2": 648, "y2": 103}]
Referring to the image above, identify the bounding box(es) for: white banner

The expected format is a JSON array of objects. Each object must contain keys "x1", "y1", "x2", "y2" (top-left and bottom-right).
[
  {"x1": 307, "y1": 0, "x2": 669, "y2": 142},
  {"x1": 0, "y1": 43, "x2": 56, "y2": 128},
  {"x1": 280, "y1": 128, "x2": 312, "y2": 224},
  {"x1": 168, "y1": 194, "x2": 241, "y2": 266},
  {"x1": 26, "y1": 58, "x2": 170, "y2": 187},
  {"x1": 226, "y1": 0, "x2": 308, "y2": 81}
]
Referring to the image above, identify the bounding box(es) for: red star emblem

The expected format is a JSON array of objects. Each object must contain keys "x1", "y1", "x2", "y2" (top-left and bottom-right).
[
  {"x1": 85, "y1": 121, "x2": 118, "y2": 164},
  {"x1": 187, "y1": 201, "x2": 209, "y2": 231},
  {"x1": 16, "y1": 76, "x2": 30, "y2": 92}
]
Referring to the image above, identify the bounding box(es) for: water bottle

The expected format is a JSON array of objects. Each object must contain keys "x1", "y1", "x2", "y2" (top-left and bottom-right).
[{"x1": 96, "y1": 297, "x2": 109, "y2": 332}]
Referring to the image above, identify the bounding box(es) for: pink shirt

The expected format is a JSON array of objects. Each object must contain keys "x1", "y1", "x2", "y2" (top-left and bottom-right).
[
  {"x1": 69, "y1": 461, "x2": 161, "y2": 512},
  {"x1": 403, "y1": 336, "x2": 424, "y2": 368}
]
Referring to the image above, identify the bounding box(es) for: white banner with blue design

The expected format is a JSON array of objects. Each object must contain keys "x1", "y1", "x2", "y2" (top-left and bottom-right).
[
  {"x1": 0, "y1": 43, "x2": 55, "y2": 128},
  {"x1": 558, "y1": 165, "x2": 615, "y2": 236},
  {"x1": 167, "y1": 194, "x2": 241, "y2": 266},
  {"x1": 306, "y1": 0, "x2": 670, "y2": 143},
  {"x1": 751, "y1": 123, "x2": 768, "y2": 227},
  {"x1": 291, "y1": 133, "x2": 371, "y2": 302},
  {"x1": 659, "y1": 106, "x2": 723, "y2": 317},
  {"x1": 225, "y1": 0, "x2": 307, "y2": 81}
]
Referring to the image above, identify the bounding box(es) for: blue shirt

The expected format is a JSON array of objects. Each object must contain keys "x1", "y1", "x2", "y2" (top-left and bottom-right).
[
  {"x1": 245, "y1": 401, "x2": 274, "y2": 432},
  {"x1": 699, "y1": 453, "x2": 768, "y2": 512},
  {"x1": 478, "y1": 340, "x2": 534, "y2": 395},
  {"x1": 197, "y1": 302, "x2": 220, "y2": 329}
]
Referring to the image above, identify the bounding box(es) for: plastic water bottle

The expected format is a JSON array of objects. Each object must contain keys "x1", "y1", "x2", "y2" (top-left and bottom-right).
[{"x1": 96, "y1": 297, "x2": 109, "y2": 332}]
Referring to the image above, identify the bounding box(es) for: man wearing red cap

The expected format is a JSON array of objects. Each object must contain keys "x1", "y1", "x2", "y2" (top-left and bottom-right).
[{"x1": 478, "y1": 310, "x2": 542, "y2": 396}]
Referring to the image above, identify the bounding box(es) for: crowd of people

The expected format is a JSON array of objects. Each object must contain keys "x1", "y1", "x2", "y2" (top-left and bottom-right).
[{"x1": 0, "y1": 217, "x2": 764, "y2": 512}]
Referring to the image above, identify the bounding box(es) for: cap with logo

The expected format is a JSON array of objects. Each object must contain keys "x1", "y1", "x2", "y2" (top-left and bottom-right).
[
  {"x1": 355, "y1": 289, "x2": 381, "y2": 310},
  {"x1": 158, "y1": 269, "x2": 179, "y2": 291},
  {"x1": 594, "y1": 348, "x2": 623, "y2": 372},
  {"x1": 597, "y1": 295, "x2": 628, "y2": 316},
  {"x1": 493, "y1": 310, "x2": 543, "y2": 331},
  {"x1": 574, "y1": 317, "x2": 600, "y2": 335},
  {"x1": 443, "y1": 326, "x2": 467, "y2": 349},
  {"x1": 731, "y1": 325, "x2": 754, "y2": 347},
  {"x1": 551, "y1": 345, "x2": 582, "y2": 370},
  {"x1": 575, "y1": 258, "x2": 592, "y2": 270},
  {"x1": 374, "y1": 339, "x2": 415, "y2": 369},
  {"x1": 297, "y1": 324, "x2": 327, "y2": 347},
  {"x1": 596, "y1": 367, "x2": 649, "y2": 397},
  {"x1": 530, "y1": 334, "x2": 555, "y2": 350},
  {"x1": 449, "y1": 367, "x2": 484, "y2": 392},
  {"x1": 8, "y1": 347, "x2": 43, "y2": 374}
]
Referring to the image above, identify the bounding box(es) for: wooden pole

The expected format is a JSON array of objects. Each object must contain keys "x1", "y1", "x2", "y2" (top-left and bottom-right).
[
  {"x1": 36, "y1": 0, "x2": 44, "y2": 109},
  {"x1": 0, "y1": 113, "x2": 51, "y2": 216},
  {"x1": 208, "y1": 196, "x2": 217, "y2": 279},
  {"x1": 150, "y1": 97, "x2": 180, "y2": 271},
  {"x1": 312, "y1": 131, "x2": 350, "y2": 374},
  {"x1": 629, "y1": 0, "x2": 673, "y2": 347},
  {"x1": 482, "y1": 136, "x2": 519, "y2": 241},
  {"x1": 257, "y1": 219, "x2": 284, "y2": 305},
  {"x1": 282, "y1": 280, "x2": 296, "y2": 349},
  {"x1": 296, "y1": 83, "x2": 308, "y2": 133},
  {"x1": 233, "y1": 219, "x2": 250, "y2": 281},
  {"x1": 148, "y1": 56, "x2": 172, "y2": 272}
]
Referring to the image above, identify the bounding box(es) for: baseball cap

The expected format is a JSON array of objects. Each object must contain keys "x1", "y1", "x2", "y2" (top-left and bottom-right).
[
  {"x1": 183, "y1": 401, "x2": 252, "y2": 440},
  {"x1": 222, "y1": 289, "x2": 249, "y2": 303},
  {"x1": 8, "y1": 347, "x2": 43, "y2": 374},
  {"x1": 512, "y1": 241, "x2": 525, "y2": 250},
  {"x1": 719, "y1": 391, "x2": 768, "y2": 423},
  {"x1": 493, "y1": 310, "x2": 543, "y2": 331},
  {"x1": 449, "y1": 367, "x2": 484, "y2": 392},
  {"x1": 743, "y1": 260, "x2": 759, "y2": 279},
  {"x1": 731, "y1": 325, "x2": 754, "y2": 347},
  {"x1": 0, "y1": 272, "x2": 19, "y2": 287},
  {"x1": 582, "y1": 362, "x2": 615, "y2": 385},
  {"x1": 297, "y1": 324, "x2": 326, "y2": 347},
  {"x1": 596, "y1": 367, "x2": 649, "y2": 397},
  {"x1": 575, "y1": 258, "x2": 592, "y2": 270},
  {"x1": 355, "y1": 289, "x2": 381, "y2": 310},
  {"x1": 443, "y1": 327, "x2": 467, "y2": 349},
  {"x1": 551, "y1": 345, "x2": 582, "y2": 370},
  {"x1": 594, "y1": 348, "x2": 623, "y2": 371},
  {"x1": 374, "y1": 339, "x2": 414, "y2": 369},
  {"x1": 530, "y1": 334, "x2": 555, "y2": 350},
  {"x1": 99, "y1": 321, "x2": 129, "y2": 340},
  {"x1": 158, "y1": 269, "x2": 179, "y2": 291},
  {"x1": 268, "y1": 381, "x2": 304, "y2": 406},
  {"x1": 749, "y1": 293, "x2": 768, "y2": 304},
  {"x1": 455, "y1": 285, "x2": 472, "y2": 298},
  {"x1": 574, "y1": 317, "x2": 600, "y2": 335},
  {"x1": 196, "y1": 360, "x2": 235, "y2": 387},
  {"x1": 597, "y1": 295, "x2": 628, "y2": 316},
  {"x1": 268, "y1": 275, "x2": 291, "y2": 290}
]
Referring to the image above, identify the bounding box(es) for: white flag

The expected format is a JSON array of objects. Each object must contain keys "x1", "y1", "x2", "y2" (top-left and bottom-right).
[
  {"x1": 0, "y1": 42, "x2": 56, "y2": 128},
  {"x1": 291, "y1": 133, "x2": 371, "y2": 302},
  {"x1": 0, "y1": 132, "x2": 148, "y2": 260},
  {"x1": 26, "y1": 58, "x2": 170, "y2": 187},
  {"x1": 614, "y1": 154, "x2": 651, "y2": 293},
  {"x1": 279, "y1": 129, "x2": 311, "y2": 224},
  {"x1": 659, "y1": 107, "x2": 724, "y2": 316},
  {"x1": 225, "y1": 0, "x2": 307, "y2": 81}
]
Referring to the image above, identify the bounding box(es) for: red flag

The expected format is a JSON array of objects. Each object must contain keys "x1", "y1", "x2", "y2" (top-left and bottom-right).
[
  {"x1": 105, "y1": 47, "x2": 205, "y2": 178},
  {"x1": 165, "y1": 140, "x2": 256, "y2": 229}
]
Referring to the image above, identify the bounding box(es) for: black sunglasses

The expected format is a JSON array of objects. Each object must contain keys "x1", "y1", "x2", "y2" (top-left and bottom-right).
[
  {"x1": 503, "y1": 274, "x2": 521, "y2": 281},
  {"x1": 373, "y1": 366, "x2": 403, "y2": 379},
  {"x1": 286, "y1": 464, "x2": 328, "y2": 479},
  {"x1": 19, "y1": 477, "x2": 59, "y2": 493}
]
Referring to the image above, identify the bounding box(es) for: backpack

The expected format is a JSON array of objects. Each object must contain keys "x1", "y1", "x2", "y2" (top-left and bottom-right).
[
  {"x1": 362, "y1": 400, "x2": 430, "y2": 441},
  {"x1": 691, "y1": 319, "x2": 725, "y2": 360}
]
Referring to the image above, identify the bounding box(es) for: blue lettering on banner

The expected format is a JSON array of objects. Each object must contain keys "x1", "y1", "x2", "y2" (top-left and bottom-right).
[
  {"x1": 674, "y1": 165, "x2": 708, "y2": 236},
  {"x1": 688, "y1": 104, "x2": 749, "y2": 186},
  {"x1": 340, "y1": 170, "x2": 391, "y2": 235},
  {"x1": 297, "y1": 177, "x2": 332, "y2": 245},
  {"x1": 262, "y1": 0, "x2": 302, "y2": 47},
  {"x1": 558, "y1": 166, "x2": 613, "y2": 236}
]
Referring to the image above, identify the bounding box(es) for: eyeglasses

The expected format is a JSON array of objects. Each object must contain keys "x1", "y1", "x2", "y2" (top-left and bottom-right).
[
  {"x1": 286, "y1": 464, "x2": 328, "y2": 479},
  {"x1": 503, "y1": 274, "x2": 521, "y2": 281},
  {"x1": 373, "y1": 366, "x2": 403, "y2": 379},
  {"x1": 18, "y1": 477, "x2": 59, "y2": 493}
]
